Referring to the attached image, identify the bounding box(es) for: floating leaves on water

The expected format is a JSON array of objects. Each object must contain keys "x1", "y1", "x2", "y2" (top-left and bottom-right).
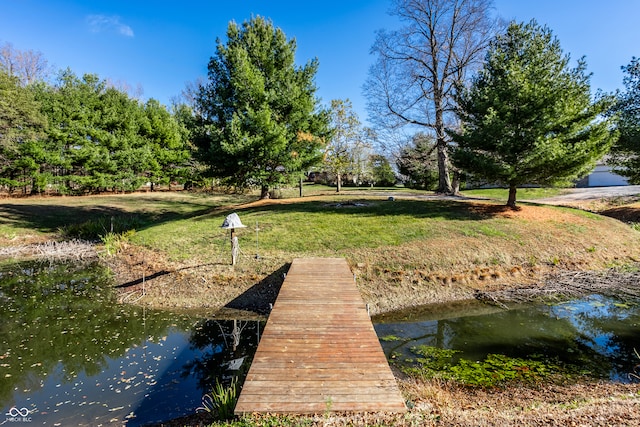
[
  {"x1": 2, "y1": 260, "x2": 264, "y2": 426},
  {"x1": 614, "y1": 302, "x2": 632, "y2": 309}
]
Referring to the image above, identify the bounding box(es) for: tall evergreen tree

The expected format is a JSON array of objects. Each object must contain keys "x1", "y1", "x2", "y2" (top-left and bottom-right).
[
  {"x1": 140, "y1": 99, "x2": 191, "y2": 190},
  {"x1": 368, "y1": 154, "x2": 396, "y2": 187},
  {"x1": 0, "y1": 70, "x2": 46, "y2": 192},
  {"x1": 396, "y1": 133, "x2": 439, "y2": 190},
  {"x1": 609, "y1": 57, "x2": 640, "y2": 183},
  {"x1": 194, "y1": 16, "x2": 330, "y2": 198},
  {"x1": 34, "y1": 71, "x2": 189, "y2": 194},
  {"x1": 450, "y1": 21, "x2": 615, "y2": 208}
]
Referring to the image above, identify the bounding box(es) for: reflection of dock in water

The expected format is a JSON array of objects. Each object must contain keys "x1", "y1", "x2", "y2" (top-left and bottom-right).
[{"x1": 235, "y1": 257, "x2": 406, "y2": 414}]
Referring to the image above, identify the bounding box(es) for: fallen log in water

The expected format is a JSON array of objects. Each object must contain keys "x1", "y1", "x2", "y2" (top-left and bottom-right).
[
  {"x1": 0, "y1": 240, "x2": 98, "y2": 262},
  {"x1": 476, "y1": 267, "x2": 640, "y2": 307}
]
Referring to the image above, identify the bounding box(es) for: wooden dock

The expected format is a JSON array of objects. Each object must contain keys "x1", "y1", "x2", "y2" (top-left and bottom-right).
[{"x1": 234, "y1": 257, "x2": 406, "y2": 414}]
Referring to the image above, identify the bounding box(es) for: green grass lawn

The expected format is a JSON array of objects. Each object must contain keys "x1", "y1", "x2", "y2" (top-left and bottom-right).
[
  {"x1": 2, "y1": 189, "x2": 639, "y2": 289},
  {"x1": 460, "y1": 187, "x2": 566, "y2": 201},
  {"x1": 0, "y1": 192, "x2": 249, "y2": 238},
  {"x1": 1, "y1": 189, "x2": 635, "y2": 268},
  {"x1": 130, "y1": 196, "x2": 535, "y2": 264}
]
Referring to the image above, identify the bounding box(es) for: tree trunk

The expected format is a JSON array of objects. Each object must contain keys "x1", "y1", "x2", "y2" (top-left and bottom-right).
[
  {"x1": 451, "y1": 170, "x2": 461, "y2": 195},
  {"x1": 507, "y1": 184, "x2": 517, "y2": 209},
  {"x1": 434, "y1": 92, "x2": 453, "y2": 194},
  {"x1": 260, "y1": 185, "x2": 270, "y2": 199},
  {"x1": 336, "y1": 173, "x2": 342, "y2": 193},
  {"x1": 436, "y1": 142, "x2": 452, "y2": 194}
]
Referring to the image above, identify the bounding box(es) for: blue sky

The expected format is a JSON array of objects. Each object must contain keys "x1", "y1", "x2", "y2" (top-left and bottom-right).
[{"x1": 2, "y1": 0, "x2": 639, "y2": 126}]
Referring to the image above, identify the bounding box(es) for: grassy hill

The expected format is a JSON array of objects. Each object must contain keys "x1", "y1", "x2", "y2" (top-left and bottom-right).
[{"x1": 1, "y1": 189, "x2": 639, "y2": 314}]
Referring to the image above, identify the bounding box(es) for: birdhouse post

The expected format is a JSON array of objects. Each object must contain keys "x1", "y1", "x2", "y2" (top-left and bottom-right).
[{"x1": 220, "y1": 213, "x2": 247, "y2": 265}]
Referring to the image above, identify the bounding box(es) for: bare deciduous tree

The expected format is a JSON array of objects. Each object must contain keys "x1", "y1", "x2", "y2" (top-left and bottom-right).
[
  {"x1": 365, "y1": 0, "x2": 500, "y2": 194},
  {"x1": 0, "y1": 42, "x2": 50, "y2": 85},
  {"x1": 324, "y1": 99, "x2": 372, "y2": 192},
  {"x1": 105, "y1": 78, "x2": 145, "y2": 100},
  {"x1": 178, "y1": 76, "x2": 206, "y2": 112}
]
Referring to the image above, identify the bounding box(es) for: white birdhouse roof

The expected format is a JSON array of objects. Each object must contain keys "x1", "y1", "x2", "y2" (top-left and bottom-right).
[{"x1": 221, "y1": 212, "x2": 247, "y2": 229}]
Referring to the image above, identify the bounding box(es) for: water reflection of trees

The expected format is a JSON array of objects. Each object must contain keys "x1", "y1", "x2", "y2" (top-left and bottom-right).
[
  {"x1": 183, "y1": 319, "x2": 263, "y2": 391},
  {"x1": 442, "y1": 306, "x2": 614, "y2": 378},
  {"x1": 378, "y1": 298, "x2": 640, "y2": 381},
  {"x1": 0, "y1": 261, "x2": 188, "y2": 405},
  {"x1": 551, "y1": 297, "x2": 640, "y2": 380}
]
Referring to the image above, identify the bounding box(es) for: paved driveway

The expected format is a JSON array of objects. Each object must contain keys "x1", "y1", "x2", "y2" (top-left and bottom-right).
[{"x1": 534, "y1": 185, "x2": 640, "y2": 203}]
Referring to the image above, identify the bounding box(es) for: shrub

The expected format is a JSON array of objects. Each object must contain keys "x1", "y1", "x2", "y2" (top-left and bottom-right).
[{"x1": 197, "y1": 377, "x2": 239, "y2": 420}]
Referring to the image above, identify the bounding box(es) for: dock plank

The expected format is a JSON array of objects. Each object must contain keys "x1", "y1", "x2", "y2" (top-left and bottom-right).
[{"x1": 234, "y1": 257, "x2": 406, "y2": 415}]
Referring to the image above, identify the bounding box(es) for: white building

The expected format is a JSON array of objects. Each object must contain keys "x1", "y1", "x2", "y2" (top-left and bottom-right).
[{"x1": 583, "y1": 163, "x2": 629, "y2": 187}]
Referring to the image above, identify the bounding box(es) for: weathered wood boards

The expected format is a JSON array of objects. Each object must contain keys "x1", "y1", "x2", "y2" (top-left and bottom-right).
[{"x1": 235, "y1": 257, "x2": 406, "y2": 414}]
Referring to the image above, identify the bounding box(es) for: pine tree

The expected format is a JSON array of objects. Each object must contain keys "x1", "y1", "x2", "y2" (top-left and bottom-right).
[
  {"x1": 194, "y1": 16, "x2": 330, "y2": 198},
  {"x1": 609, "y1": 57, "x2": 640, "y2": 183},
  {"x1": 450, "y1": 21, "x2": 615, "y2": 208},
  {"x1": 0, "y1": 70, "x2": 46, "y2": 192}
]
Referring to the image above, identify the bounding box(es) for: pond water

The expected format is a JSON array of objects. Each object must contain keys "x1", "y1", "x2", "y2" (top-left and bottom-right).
[
  {"x1": 3, "y1": 262, "x2": 639, "y2": 425},
  {"x1": 373, "y1": 296, "x2": 640, "y2": 382},
  {"x1": 0, "y1": 261, "x2": 262, "y2": 426}
]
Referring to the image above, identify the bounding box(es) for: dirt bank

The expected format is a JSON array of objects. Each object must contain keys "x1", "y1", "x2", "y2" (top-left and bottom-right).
[
  {"x1": 3, "y1": 233, "x2": 637, "y2": 317},
  {"x1": 396, "y1": 379, "x2": 640, "y2": 427},
  {"x1": 102, "y1": 239, "x2": 640, "y2": 321},
  {"x1": 104, "y1": 244, "x2": 287, "y2": 317},
  {"x1": 157, "y1": 380, "x2": 639, "y2": 426}
]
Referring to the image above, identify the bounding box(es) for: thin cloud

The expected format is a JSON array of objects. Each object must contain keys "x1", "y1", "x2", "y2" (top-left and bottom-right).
[{"x1": 86, "y1": 14, "x2": 134, "y2": 37}]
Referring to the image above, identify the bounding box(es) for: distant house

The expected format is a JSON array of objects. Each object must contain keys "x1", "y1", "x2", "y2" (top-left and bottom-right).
[{"x1": 577, "y1": 160, "x2": 629, "y2": 187}]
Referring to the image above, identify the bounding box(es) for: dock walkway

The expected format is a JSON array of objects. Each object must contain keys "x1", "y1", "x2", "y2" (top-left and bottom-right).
[{"x1": 234, "y1": 257, "x2": 406, "y2": 414}]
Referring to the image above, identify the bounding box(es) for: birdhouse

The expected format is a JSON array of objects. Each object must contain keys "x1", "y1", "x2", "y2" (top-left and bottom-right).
[
  {"x1": 221, "y1": 213, "x2": 246, "y2": 266},
  {"x1": 221, "y1": 213, "x2": 247, "y2": 229}
]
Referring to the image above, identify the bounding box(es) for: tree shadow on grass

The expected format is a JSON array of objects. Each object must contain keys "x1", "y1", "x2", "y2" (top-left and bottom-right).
[
  {"x1": 114, "y1": 261, "x2": 234, "y2": 290},
  {"x1": 0, "y1": 195, "x2": 518, "y2": 242},
  {"x1": 224, "y1": 263, "x2": 289, "y2": 315},
  {"x1": 115, "y1": 269, "x2": 172, "y2": 289},
  {"x1": 601, "y1": 205, "x2": 640, "y2": 223},
  {"x1": 0, "y1": 201, "x2": 213, "y2": 237},
  {"x1": 198, "y1": 197, "x2": 516, "y2": 222}
]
